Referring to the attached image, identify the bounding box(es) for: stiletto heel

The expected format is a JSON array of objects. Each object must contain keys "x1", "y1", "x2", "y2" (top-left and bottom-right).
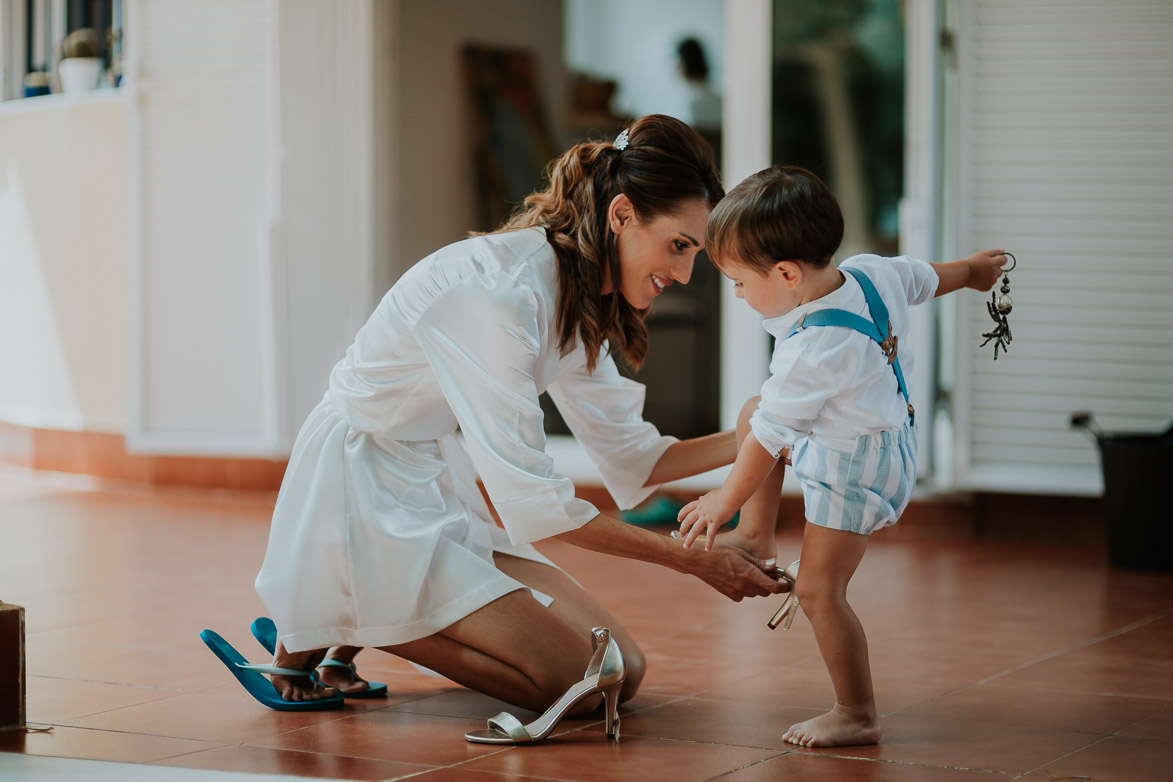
[
  {"x1": 465, "y1": 626, "x2": 626, "y2": 744},
  {"x1": 602, "y1": 682, "x2": 622, "y2": 741},
  {"x1": 767, "y1": 559, "x2": 801, "y2": 630}
]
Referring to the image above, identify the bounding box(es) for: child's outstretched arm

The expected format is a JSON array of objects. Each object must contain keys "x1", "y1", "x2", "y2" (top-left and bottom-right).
[
  {"x1": 932, "y1": 249, "x2": 1007, "y2": 297},
  {"x1": 677, "y1": 432, "x2": 780, "y2": 551}
]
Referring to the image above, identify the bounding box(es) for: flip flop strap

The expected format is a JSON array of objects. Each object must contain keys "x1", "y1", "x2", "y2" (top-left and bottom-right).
[
  {"x1": 316, "y1": 659, "x2": 358, "y2": 672},
  {"x1": 236, "y1": 662, "x2": 315, "y2": 677},
  {"x1": 486, "y1": 711, "x2": 533, "y2": 742}
]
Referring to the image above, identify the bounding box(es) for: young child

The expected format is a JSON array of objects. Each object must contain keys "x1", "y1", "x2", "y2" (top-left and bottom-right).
[{"x1": 677, "y1": 165, "x2": 1007, "y2": 748}]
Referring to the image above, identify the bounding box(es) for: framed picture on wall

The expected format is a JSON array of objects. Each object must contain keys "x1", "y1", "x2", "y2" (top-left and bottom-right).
[{"x1": 463, "y1": 44, "x2": 556, "y2": 231}]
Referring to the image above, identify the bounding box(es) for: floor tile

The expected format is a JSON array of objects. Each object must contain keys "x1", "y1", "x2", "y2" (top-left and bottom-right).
[
  {"x1": 813, "y1": 713, "x2": 1102, "y2": 775},
  {"x1": 26, "y1": 675, "x2": 179, "y2": 722},
  {"x1": 60, "y1": 691, "x2": 356, "y2": 744},
  {"x1": 0, "y1": 723, "x2": 219, "y2": 764},
  {"x1": 1021, "y1": 736, "x2": 1173, "y2": 782},
  {"x1": 403, "y1": 767, "x2": 579, "y2": 782},
  {"x1": 248, "y1": 711, "x2": 504, "y2": 767},
  {"x1": 2, "y1": 467, "x2": 1169, "y2": 781},
  {"x1": 989, "y1": 646, "x2": 1173, "y2": 700},
  {"x1": 581, "y1": 696, "x2": 817, "y2": 749},
  {"x1": 700, "y1": 662, "x2": 971, "y2": 714},
  {"x1": 896, "y1": 683, "x2": 1170, "y2": 735},
  {"x1": 459, "y1": 733, "x2": 778, "y2": 782},
  {"x1": 153, "y1": 744, "x2": 432, "y2": 780},
  {"x1": 1118, "y1": 706, "x2": 1173, "y2": 741},
  {"x1": 717, "y1": 752, "x2": 1016, "y2": 781}
]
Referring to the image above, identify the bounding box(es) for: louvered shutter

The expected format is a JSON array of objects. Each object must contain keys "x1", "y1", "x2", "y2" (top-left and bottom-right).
[{"x1": 951, "y1": 0, "x2": 1173, "y2": 494}]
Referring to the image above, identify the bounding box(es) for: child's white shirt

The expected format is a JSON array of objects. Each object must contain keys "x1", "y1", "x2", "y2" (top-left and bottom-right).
[{"x1": 749, "y1": 254, "x2": 939, "y2": 457}]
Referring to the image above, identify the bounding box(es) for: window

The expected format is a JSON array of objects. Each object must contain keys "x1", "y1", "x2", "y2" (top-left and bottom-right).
[{"x1": 1, "y1": 0, "x2": 123, "y2": 100}]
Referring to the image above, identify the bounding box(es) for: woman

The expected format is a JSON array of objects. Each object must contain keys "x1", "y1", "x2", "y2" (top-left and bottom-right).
[{"x1": 204, "y1": 115, "x2": 782, "y2": 741}]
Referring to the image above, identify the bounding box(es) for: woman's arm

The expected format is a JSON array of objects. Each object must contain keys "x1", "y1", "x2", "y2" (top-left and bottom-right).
[
  {"x1": 556, "y1": 512, "x2": 783, "y2": 601},
  {"x1": 931, "y1": 249, "x2": 1007, "y2": 297},
  {"x1": 643, "y1": 429, "x2": 737, "y2": 486}
]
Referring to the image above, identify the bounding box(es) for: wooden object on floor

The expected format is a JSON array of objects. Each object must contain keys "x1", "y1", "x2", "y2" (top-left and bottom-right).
[{"x1": 0, "y1": 601, "x2": 25, "y2": 728}]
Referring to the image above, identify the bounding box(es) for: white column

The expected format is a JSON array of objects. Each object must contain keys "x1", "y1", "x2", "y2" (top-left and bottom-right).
[
  {"x1": 899, "y1": 0, "x2": 943, "y2": 483},
  {"x1": 720, "y1": 0, "x2": 772, "y2": 430}
]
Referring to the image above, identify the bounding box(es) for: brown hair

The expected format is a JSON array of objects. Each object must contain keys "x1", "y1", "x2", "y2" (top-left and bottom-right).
[
  {"x1": 706, "y1": 164, "x2": 843, "y2": 274},
  {"x1": 495, "y1": 114, "x2": 723, "y2": 372}
]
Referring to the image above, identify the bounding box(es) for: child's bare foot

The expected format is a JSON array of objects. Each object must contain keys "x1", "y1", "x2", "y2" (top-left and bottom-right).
[
  {"x1": 271, "y1": 648, "x2": 338, "y2": 702},
  {"x1": 316, "y1": 646, "x2": 375, "y2": 695},
  {"x1": 719, "y1": 529, "x2": 778, "y2": 573},
  {"x1": 783, "y1": 706, "x2": 882, "y2": 748}
]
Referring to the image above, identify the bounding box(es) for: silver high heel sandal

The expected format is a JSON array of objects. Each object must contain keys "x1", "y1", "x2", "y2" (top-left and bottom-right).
[
  {"x1": 464, "y1": 626, "x2": 626, "y2": 744},
  {"x1": 767, "y1": 559, "x2": 801, "y2": 630}
]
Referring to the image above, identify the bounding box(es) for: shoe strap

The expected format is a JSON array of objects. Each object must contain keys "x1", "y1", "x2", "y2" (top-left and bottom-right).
[
  {"x1": 316, "y1": 659, "x2": 358, "y2": 672},
  {"x1": 486, "y1": 711, "x2": 533, "y2": 742},
  {"x1": 237, "y1": 662, "x2": 315, "y2": 677}
]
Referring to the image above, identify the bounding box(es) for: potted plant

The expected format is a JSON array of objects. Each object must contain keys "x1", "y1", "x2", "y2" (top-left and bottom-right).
[{"x1": 58, "y1": 28, "x2": 104, "y2": 92}]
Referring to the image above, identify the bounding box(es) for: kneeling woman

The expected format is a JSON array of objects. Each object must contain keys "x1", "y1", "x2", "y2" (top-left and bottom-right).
[{"x1": 235, "y1": 115, "x2": 779, "y2": 741}]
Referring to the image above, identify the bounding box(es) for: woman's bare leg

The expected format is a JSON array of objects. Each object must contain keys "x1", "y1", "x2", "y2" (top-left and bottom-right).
[
  {"x1": 377, "y1": 553, "x2": 644, "y2": 714},
  {"x1": 783, "y1": 522, "x2": 881, "y2": 747}
]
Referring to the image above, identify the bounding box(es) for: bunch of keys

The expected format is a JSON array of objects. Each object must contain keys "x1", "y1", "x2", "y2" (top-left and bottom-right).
[{"x1": 980, "y1": 252, "x2": 1016, "y2": 360}]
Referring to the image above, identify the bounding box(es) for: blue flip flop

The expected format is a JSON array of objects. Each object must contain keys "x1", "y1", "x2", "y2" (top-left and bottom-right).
[
  {"x1": 200, "y1": 628, "x2": 344, "y2": 711},
  {"x1": 250, "y1": 617, "x2": 388, "y2": 699}
]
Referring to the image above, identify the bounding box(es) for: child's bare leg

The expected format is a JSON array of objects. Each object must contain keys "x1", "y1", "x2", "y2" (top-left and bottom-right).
[
  {"x1": 718, "y1": 396, "x2": 784, "y2": 568},
  {"x1": 784, "y1": 522, "x2": 881, "y2": 748}
]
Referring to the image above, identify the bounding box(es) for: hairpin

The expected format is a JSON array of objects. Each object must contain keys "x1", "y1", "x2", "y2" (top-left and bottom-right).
[{"x1": 614, "y1": 128, "x2": 630, "y2": 151}]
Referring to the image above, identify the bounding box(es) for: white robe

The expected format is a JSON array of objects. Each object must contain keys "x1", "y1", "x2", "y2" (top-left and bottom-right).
[{"x1": 255, "y1": 227, "x2": 676, "y2": 652}]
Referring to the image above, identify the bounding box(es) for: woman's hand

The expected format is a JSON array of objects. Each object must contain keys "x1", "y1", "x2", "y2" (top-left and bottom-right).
[
  {"x1": 555, "y1": 513, "x2": 783, "y2": 602},
  {"x1": 677, "y1": 489, "x2": 738, "y2": 551},
  {"x1": 679, "y1": 540, "x2": 785, "y2": 601}
]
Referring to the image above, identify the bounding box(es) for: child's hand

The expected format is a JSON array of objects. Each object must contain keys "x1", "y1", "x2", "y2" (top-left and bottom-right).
[
  {"x1": 965, "y1": 249, "x2": 1008, "y2": 292},
  {"x1": 677, "y1": 490, "x2": 738, "y2": 552}
]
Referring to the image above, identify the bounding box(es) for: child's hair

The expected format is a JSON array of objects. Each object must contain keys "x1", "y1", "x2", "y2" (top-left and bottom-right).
[
  {"x1": 706, "y1": 164, "x2": 843, "y2": 273},
  {"x1": 494, "y1": 114, "x2": 723, "y2": 372}
]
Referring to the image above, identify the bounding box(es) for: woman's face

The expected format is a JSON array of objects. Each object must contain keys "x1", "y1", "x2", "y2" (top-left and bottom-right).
[{"x1": 606, "y1": 195, "x2": 711, "y2": 310}]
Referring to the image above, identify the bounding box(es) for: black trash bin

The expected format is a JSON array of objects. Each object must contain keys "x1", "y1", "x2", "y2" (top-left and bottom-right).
[{"x1": 1071, "y1": 412, "x2": 1173, "y2": 571}]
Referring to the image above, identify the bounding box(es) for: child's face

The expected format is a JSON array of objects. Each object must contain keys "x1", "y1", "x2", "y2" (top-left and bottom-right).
[{"x1": 720, "y1": 257, "x2": 799, "y2": 318}]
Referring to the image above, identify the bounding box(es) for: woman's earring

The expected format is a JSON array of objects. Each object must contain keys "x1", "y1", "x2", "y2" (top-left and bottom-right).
[{"x1": 979, "y1": 252, "x2": 1016, "y2": 360}]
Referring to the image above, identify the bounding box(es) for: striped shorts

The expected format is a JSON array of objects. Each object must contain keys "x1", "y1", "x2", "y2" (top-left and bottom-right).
[{"x1": 790, "y1": 419, "x2": 917, "y2": 535}]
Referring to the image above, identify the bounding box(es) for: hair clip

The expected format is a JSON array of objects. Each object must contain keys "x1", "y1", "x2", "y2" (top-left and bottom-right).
[{"x1": 614, "y1": 128, "x2": 630, "y2": 151}]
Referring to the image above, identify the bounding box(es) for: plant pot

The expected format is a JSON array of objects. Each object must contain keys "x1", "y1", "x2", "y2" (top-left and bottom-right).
[{"x1": 59, "y1": 57, "x2": 104, "y2": 92}]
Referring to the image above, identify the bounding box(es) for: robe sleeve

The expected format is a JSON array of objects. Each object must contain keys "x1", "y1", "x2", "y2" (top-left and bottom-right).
[
  {"x1": 413, "y1": 273, "x2": 598, "y2": 545},
  {"x1": 546, "y1": 350, "x2": 677, "y2": 510}
]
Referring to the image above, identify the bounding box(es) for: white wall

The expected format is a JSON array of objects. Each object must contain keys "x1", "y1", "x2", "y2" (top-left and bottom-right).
[
  {"x1": 390, "y1": 0, "x2": 566, "y2": 275},
  {"x1": 564, "y1": 0, "x2": 724, "y2": 122},
  {"x1": 0, "y1": 93, "x2": 129, "y2": 433}
]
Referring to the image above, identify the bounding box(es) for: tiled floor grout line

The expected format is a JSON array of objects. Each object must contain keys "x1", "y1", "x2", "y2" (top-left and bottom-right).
[{"x1": 977, "y1": 608, "x2": 1173, "y2": 688}]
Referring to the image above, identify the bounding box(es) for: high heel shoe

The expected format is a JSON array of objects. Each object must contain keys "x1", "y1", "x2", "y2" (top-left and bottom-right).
[
  {"x1": 767, "y1": 559, "x2": 801, "y2": 630},
  {"x1": 464, "y1": 626, "x2": 626, "y2": 744}
]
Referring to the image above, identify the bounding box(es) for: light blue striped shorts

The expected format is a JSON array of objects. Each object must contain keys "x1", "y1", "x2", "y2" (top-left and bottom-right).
[{"x1": 790, "y1": 419, "x2": 917, "y2": 535}]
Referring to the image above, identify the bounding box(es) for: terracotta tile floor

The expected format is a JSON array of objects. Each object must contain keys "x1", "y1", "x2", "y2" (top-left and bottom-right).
[{"x1": 1, "y1": 466, "x2": 1171, "y2": 781}]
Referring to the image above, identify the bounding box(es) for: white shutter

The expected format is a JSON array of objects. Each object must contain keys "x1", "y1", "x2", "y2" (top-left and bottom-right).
[
  {"x1": 951, "y1": 0, "x2": 1173, "y2": 495},
  {"x1": 127, "y1": 1, "x2": 377, "y2": 456},
  {"x1": 127, "y1": 0, "x2": 282, "y2": 455}
]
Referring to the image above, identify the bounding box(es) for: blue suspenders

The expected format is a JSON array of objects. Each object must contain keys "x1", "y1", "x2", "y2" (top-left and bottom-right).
[{"x1": 785, "y1": 267, "x2": 915, "y2": 421}]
